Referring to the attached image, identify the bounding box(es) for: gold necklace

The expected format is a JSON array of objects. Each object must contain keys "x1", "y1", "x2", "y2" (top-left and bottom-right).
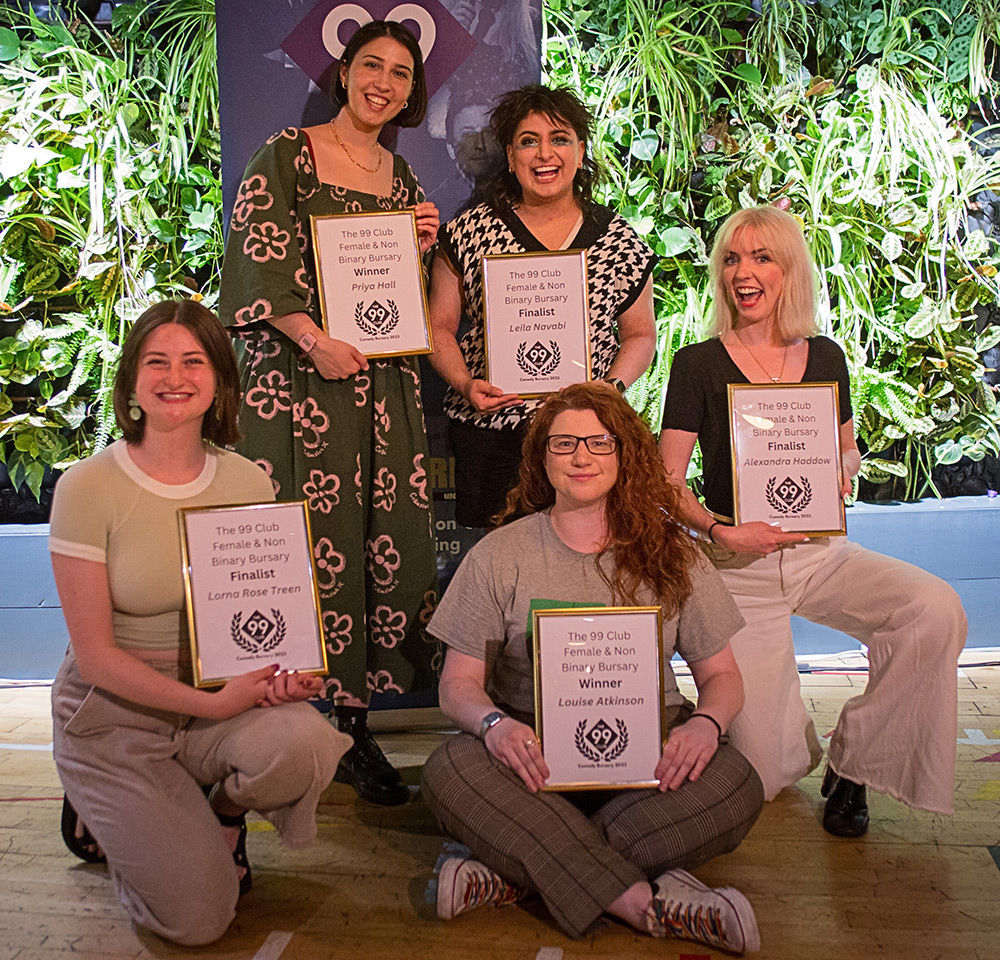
[
  {"x1": 734, "y1": 330, "x2": 788, "y2": 382},
  {"x1": 330, "y1": 122, "x2": 382, "y2": 174}
]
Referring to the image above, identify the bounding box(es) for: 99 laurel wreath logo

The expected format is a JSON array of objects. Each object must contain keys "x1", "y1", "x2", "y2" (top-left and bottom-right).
[
  {"x1": 231, "y1": 608, "x2": 286, "y2": 654},
  {"x1": 354, "y1": 299, "x2": 400, "y2": 337},
  {"x1": 575, "y1": 717, "x2": 629, "y2": 762},
  {"x1": 765, "y1": 475, "x2": 813, "y2": 515},
  {"x1": 516, "y1": 339, "x2": 561, "y2": 378}
]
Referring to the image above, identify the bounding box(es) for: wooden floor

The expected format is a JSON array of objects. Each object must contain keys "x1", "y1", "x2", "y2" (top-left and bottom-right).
[{"x1": 2, "y1": 652, "x2": 1000, "y2": 960}]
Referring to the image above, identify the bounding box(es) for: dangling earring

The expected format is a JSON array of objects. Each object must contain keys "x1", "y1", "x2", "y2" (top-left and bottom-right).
[
  {"x1": 128, "y1": 393, "x2": 142, "y2": 421},
  {"x1": 403, "y1": 100, "x2": 409, "y2": 109}
]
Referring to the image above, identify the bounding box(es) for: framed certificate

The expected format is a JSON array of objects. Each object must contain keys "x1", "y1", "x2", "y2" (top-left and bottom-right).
[
  {"x1": 729, "y1": 382, "x2": 846, "y2": 535},
  {"x1": 482, "y1": 250, "x2": 591, "y2": 397},
  {"x1": 311, "y1": 209, "x2": 432, "y2": 358},
  {"x1": 532, "y1": 607, "x2": 665, "y2": 790},
  {"x1": 178, "y1": 501, "x2": 328, "y2": 687}
]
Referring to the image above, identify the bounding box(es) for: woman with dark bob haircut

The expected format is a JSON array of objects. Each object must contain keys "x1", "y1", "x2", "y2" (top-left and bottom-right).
[
  {"x1": 660, "y1": 205, "x2": 966, "y2": 835},
  {"x1": 220, "y1": 20, "x2": 441, "y2": 806},
  {"x1": 49, "y1": 300, "x2": 351, "y2": 945},
  {"x1": 332, "y1": 19, "x2": 428, "y2": 128},
  {"x1": 422, "y1": 384, "x2": 764, "y2": 954},
  {"x1": 428, "y1": 84, "x2": 657, "y2": 529}
]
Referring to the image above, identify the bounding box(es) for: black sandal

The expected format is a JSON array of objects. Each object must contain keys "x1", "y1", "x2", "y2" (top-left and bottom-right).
[
  {"x1": 215, "y1": 809, "x2": 252, "y2": 897},
  {"x1": 60, "y1": 794, "x2": 107, "y2": 864}
]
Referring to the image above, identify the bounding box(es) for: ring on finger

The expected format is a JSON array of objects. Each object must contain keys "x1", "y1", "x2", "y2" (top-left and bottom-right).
[{"x1": 524, "y1": 738, "x2": 537, "y2": 749}]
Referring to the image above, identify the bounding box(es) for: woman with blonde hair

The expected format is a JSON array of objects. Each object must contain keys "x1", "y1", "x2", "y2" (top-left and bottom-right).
[
  {"x1": 422, "y1": 383, "x2": 763, "y2": 954},
  {"x1": 659, "y1": 205, "x2": 966, "y2": 835}
]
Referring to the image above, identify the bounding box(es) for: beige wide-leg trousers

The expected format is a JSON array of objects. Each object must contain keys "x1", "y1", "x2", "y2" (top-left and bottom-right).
[
  {"x1": 52, "y1": 654, "x2": 350, "y2": 945},
  {"x1": 709, "y1": 537, "x2": 966, "y2": 813}
]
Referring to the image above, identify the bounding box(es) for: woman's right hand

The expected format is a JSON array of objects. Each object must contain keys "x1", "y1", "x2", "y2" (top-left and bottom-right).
[
  {"x1": 256, "y1": 669, "x2": 325, "y2": 707},
  {"x1": 461, "y1": 377, "x2": 522, "y2": 413},
  {"x1": 211, "y1": 664, "x2": 281, "y2": 719},
  {"x1": 713, "y1": 520, "x2": 808, "y2": 557},
  {"x1": 309, "y1": 335, "x2": 370, "y2": 380},
  {"x1": 484, "y1": 717, "x2": 550, "y2": 792}
]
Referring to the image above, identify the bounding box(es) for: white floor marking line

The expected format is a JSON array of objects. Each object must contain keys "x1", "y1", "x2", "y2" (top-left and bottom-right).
[
  {"x1": 252, "y1": 931, "x2": 294, "y2": 960},
  {"x1": 958, "y1": 728, "x2": 1000, "y2": 745}
]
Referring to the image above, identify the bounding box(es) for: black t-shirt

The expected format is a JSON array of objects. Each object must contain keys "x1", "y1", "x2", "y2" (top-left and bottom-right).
[{"x1": 661, "y1": 336, "x2": 853, "y2": 519}]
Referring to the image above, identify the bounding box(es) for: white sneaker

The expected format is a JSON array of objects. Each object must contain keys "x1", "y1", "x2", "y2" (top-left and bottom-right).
[
  {"x1": 647, "y1": 868, "x2": 760, "y2": 954},
  {"x1": 436, "y1": 857, "x2": 522, "y2": 920}
]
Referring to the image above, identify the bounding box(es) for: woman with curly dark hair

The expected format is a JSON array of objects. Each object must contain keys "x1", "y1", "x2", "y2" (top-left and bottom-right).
[
  {"x1": 427, "y1": 84, "x2": 657, "y2": 528},
  {"x1": 420, "y1": 384, "x2": 764, "y2": 954}
]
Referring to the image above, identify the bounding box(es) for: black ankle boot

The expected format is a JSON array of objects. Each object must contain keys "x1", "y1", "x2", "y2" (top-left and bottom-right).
[
  {"x1": 333, "y1": 707, "x2": 409, "y2": 806},
  {"x1": 821, "y1": 765, "x2": 869, "y2": 837}
]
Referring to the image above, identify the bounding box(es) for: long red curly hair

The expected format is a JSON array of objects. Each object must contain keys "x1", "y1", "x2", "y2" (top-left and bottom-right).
[{"x1": 497, "y1": 383, "x2": 697, "y2": 618}]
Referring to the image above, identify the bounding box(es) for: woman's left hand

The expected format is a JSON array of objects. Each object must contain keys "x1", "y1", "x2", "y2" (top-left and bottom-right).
[
  {"x1": 654, "y1": 715, "x2": 720, "y2": 791},
  {"x1": 257, "y1": 670, "x2": 324, "y2": 707},
  {"x1": 414, "y1": 201, "x2": 440, "y2": 255}
]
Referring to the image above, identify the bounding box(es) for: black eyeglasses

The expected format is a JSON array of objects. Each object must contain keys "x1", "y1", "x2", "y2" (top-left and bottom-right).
[{"x1": 546, "y1": 434, "x2": 619, "y2": 455}]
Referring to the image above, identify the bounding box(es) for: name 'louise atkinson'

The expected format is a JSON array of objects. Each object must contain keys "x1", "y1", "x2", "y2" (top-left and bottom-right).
[{"x1": 557, "y1": 696, "x2": 645, "y2": 706}]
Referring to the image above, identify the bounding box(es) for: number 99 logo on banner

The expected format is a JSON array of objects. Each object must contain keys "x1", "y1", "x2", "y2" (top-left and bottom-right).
[{"x1": 322, "y1": 3, "x2": 437, "y2": 60}]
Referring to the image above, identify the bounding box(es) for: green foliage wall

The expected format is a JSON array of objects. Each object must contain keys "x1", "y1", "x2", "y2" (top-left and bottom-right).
[
  {"x1": 544, "y1": 0, "x2": 1000, "y2": 497},
  {"x1": 1, "y1": 0, "x2": 999, "y2": 501},
  {"x1": 0, "y1": 1, "x2": 219, "y2": 498}
]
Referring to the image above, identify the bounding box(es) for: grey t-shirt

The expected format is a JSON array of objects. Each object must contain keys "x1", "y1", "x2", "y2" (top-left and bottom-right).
[{"x1": 428, "y1": 511, "x2": 744, "y2": 716}]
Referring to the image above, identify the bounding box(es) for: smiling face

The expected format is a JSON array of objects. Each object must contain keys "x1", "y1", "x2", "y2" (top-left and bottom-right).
[
  {"x1": 544, "y1": 408, "x2": 619, "y2": 511},
  {"x1": 339, "y1": 36, "x2": 414, "y2": 130},
  {"x1": 721, "y1": 226, "x2": 785, "y2": 329},
  {"x1": 133, "y1": 323, "x2": 216, "y2": 436},
  {"x1": 506, "y1": 111, "x2": 585, "y2": 206}
]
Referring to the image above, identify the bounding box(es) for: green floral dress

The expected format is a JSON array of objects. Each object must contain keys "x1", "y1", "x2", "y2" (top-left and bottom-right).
[{"x1": 220, "y1": 127, "x2": 439, "y2": 706}]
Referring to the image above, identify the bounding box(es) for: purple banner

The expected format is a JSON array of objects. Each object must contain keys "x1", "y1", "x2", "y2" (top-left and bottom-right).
[
  {"x1": 280, "y1": 0, "x2": 477, "y2": 102},
  {"x1": 216, "y1": 0, "x2": 542, "y2": 226},
  {"x1": 216, "y1": 0, "x2": 542, "y2": 583}
]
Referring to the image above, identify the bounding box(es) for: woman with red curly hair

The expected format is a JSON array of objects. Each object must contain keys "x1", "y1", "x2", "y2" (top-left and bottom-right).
[{"x1": 420, "y1": 384, "x2": 764, "y2": 955}]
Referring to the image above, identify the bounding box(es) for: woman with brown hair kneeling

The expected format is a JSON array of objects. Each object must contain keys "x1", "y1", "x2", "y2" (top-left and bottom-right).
[
  {"x1": 421, "y1": 384, "x2": 764, "y2": 954},
  {"x1": 49, "y1": 301, "x2": 351, "y2": 945}
]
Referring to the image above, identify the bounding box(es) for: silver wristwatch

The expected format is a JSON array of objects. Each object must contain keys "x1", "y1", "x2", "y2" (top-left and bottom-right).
[{"x1": 479, "y1": 710, "x2": 508, "y2": 739}]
